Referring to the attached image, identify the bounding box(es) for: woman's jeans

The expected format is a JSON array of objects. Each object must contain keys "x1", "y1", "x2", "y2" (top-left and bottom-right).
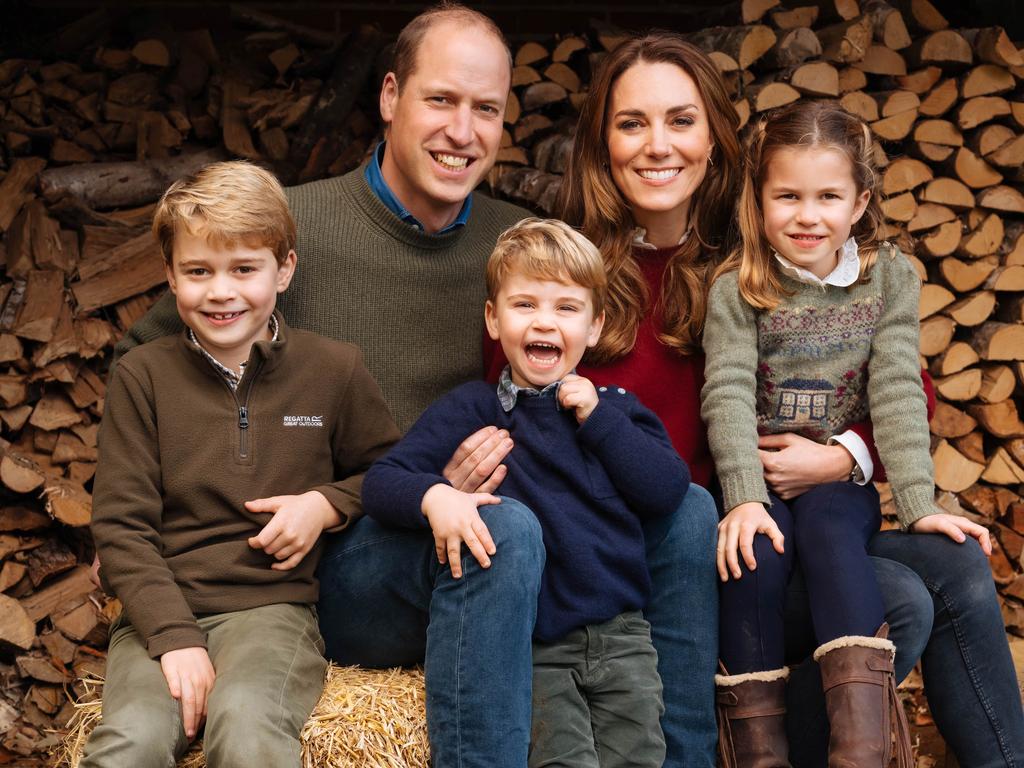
[
  {"x1": 316, "y1": 484, "x2": 721, "y2": 768},
  {"x1": 786, "y1": 529, "x2": 1024, "y2": 768}
]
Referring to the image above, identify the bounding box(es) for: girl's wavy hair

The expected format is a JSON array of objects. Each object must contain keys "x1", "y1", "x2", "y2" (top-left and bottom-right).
[
  {"x1": 558, "y1": 32, "x2": 741, "y2": 363},
  {"x1": 716, "y1": 100, "x2": 885, "y2": 311}
]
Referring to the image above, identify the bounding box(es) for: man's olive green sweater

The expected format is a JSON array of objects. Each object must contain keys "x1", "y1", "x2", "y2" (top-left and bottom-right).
[
  {"x1": 701, "y1": 245, "x2": 935, "y2": 529},
  {"x1": 116, "y1": 168, "x2": 531, "y2": 431},
  {"x1": 92, "y1": 317, "x2": 400, "y2": 658}
]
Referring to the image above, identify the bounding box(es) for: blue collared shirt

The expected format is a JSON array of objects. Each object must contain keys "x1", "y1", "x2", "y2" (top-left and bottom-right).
[
  {"x1": 496, "y1": 365, "x2": 565, "y2": 412},
  {"x1": 363, "y1": 142, "x2": 472, "y2": 233}
]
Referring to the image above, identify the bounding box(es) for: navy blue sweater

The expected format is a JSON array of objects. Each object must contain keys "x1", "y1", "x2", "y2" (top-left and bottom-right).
[{"x1": 361, "y1": 381, "x2": 690, "y2": 642}]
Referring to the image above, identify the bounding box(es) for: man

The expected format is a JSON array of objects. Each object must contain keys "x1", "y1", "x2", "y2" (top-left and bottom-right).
[{"x1": 115, "y1": 7, "x2": 544, "y2": 767}]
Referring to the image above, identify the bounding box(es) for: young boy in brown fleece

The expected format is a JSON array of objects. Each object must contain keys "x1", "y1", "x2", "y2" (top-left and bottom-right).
[{"x1": 82, "y1": 161, "x2": 399, "y2": 768}]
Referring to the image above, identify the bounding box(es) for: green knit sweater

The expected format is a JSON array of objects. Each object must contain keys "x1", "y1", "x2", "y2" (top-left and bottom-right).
[
  {"x1": 116, "y1": 168, "x2": 530, "y2": 431},
  {"x1": 701, "y1": 245, "x2": 935, "y2": 528}
]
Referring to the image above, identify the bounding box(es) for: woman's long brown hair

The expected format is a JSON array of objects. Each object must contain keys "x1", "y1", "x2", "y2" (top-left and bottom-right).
[{"x1": 559, "y1": 33, "x2": 741, "y2": 363}]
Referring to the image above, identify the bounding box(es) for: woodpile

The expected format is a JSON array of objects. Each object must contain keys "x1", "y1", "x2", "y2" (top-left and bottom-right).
[{"x1": 0, "y1": 1, "x2": 1020, "y2": 764}]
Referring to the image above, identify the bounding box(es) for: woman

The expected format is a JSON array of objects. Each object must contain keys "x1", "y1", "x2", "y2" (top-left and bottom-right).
[{"x1": 558, "y1": 31, "x2": 1024, "y2": 768}]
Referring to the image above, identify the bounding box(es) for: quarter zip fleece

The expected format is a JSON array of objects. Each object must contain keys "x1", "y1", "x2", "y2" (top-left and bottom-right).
[{"x1": 92, "y1": 315, "x2": 400, "y2": 658}]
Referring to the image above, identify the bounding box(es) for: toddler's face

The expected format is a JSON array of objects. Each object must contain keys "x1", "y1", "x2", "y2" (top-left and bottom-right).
[
  {"x1": 760, "y1": 146, "x2": 870, "y2": 279},
  {"x1": 485, "y1": 273, "x2": 604, "y2": 389}
]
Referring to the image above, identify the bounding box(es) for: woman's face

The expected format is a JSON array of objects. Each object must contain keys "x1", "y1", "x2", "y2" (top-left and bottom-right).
[{"x1": 605, "y1": 61, "x2": 714, "y2": 237}]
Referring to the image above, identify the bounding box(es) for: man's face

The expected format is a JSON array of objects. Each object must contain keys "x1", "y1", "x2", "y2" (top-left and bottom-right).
[{"x1": 379, "y1": 21, "x2": 510, "y2": 233}]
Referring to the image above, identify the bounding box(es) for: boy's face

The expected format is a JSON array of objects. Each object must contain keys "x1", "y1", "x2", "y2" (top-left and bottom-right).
[
  {"x1": 485, "y1": 273, "x2": 604, "y2": 389},
  {"x1": 165, "y1": 231, "x2": 296, "y2": 368}
]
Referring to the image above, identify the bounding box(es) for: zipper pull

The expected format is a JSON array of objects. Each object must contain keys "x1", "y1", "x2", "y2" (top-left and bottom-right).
[{"x1": 238, "y1": 406, "x2": 249, "y2": 429}]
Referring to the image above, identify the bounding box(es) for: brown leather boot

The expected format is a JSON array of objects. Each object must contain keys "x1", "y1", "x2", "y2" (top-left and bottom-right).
[
  {"x1": 813, "y1": 623, "x2": 913, "y2": 768},
  {"x1": 715, "y1": 666, "x2": 791, "y2": 768}
]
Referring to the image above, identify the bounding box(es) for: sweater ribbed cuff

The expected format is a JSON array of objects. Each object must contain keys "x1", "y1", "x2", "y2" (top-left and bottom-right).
[
  {"x1": 147, "y1": 625, "x2": 208, "y2": 659},
  {"x1": 720, "y1": 469, "x2": 771, "y2": 513},
  {"x1": 893, "y1": 483, "x2": 938, "y2": 530},
  {"x1": 311, "y1": 484, "x2": 362, "y2": 532}
]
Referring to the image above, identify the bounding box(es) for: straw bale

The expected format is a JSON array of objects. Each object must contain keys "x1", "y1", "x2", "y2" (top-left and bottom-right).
[{"x1": 57, "y1": 665, "x2": 429, "y2": 767}]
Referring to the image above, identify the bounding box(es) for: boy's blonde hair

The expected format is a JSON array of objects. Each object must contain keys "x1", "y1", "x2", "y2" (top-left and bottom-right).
[
  {"x1": 487, "y1": 218, "x2": 607, "y2": 316},
  {"x1": 152, "y1": 160, "x2": 297, "y2": 265},
  {"x1": 717, "y1": 100, "x2": 884, "y2": 310}
]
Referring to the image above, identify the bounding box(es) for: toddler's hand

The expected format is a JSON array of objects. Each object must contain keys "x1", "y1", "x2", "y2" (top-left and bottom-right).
[
  {"x1": 422, "y1": 484, "x2": 500, "y2": 578},
  {"x1": 717, "y1": 501, "x2": 785, "y2": 581},
  {"x1": 246, "y1": 491, "x2": 337, "y2": 570},
  {"x1": 558, "y1": 374, "x2": 599, "y2": 424},
  {"x1": 909, "y1": 513, "x2": 992, "y2": 555},
  {"x1": 160, "y1": 646, "x2": 215, "y2": 740}
]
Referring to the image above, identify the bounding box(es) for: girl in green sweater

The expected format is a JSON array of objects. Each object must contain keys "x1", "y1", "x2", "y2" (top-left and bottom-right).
[{"x1": 701, "y1": 101, "x2": 992, "y2": 767}]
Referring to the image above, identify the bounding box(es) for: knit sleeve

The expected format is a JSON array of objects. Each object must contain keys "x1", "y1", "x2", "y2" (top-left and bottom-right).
[
  {"x1": 309, "y1": 349, "x2": 402, "y2": 531},
  {"x1": 868, "y1": 247, "x2": 935, "y2": 528},
  {"x1": 91, "y1": 362, "x2": 205, "y2": 658},
  {"x1": 577, "y1": 391, "x2": 690, "y2": 519},
  {"x1": 361, "y1": 386, "x2": 490, "y2": 530},
  {"x1": 700, "y1": 272, "x2": 770, "y2": 511}
]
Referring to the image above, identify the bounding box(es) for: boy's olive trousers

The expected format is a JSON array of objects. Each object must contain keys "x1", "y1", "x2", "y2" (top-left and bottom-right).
[{"x1": 79, "y1": 603, "x2": 327, "y2": 768}]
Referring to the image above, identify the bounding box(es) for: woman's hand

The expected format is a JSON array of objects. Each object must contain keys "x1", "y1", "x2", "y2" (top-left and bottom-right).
[
  {"x1": 716, "y1": 501, "x2": 785, "y2": 581},
  {"x1": 758, "y1": 433, "x2": 854, "y2": 499},
  {"x1": 910, "y1": 513, "x2": 992, "y2": 555},
  {"x1": 442, "y1": 426, "x2": 513, "y2": 493}
]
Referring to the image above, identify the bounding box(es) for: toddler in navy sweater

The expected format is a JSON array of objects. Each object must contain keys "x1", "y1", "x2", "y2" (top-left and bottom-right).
[{"x1": 362, "y1": 218, "x2": 690, "y2": 767}]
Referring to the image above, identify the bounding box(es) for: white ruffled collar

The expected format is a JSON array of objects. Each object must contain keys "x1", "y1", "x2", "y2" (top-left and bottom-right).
[{"x1": 774, "y1": 237, "x2": 861, "y2": 288}]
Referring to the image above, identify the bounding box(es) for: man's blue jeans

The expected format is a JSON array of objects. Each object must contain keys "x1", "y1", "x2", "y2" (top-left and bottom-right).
[
  {"x1": 785, "y1": 531, "x2": 1024, "y2": 768},
  {"x1": 316, "y1": 499, "x2": 544, "y2": 768},
  {"x1": 317, "y1": 484, "x2": 720, "y2": 768}
]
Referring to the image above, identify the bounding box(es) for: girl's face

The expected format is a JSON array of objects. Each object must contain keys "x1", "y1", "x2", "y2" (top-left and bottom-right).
[
  {"x1": 761, "y1": 146, "x2": 871, "y2": 279},
  {"x1": 605, "y1": 61, "x2": 714, "y2": 242}
]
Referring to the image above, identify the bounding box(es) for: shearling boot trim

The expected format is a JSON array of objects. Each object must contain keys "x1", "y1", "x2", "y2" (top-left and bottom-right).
[
  {"x1": 813, "y1": 634, "x2": 896, "y2": 662},
  {"x1": 715, "y1": 667, "x2": 790, "y2": 686}
]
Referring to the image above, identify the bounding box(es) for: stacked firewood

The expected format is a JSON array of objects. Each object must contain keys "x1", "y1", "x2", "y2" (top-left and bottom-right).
[{"x1": 0, "y1": 0, "x2": 1020, "y2": 763}]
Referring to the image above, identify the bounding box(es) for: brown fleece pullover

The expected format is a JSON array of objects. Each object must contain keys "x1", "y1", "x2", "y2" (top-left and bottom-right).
[{"x1": 91, "y1": 315, "x2": 400, "y2": 658}]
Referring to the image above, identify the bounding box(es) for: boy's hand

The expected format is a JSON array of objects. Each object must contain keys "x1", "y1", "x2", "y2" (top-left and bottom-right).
[
  {"x1": 246, "y1": 491, "x2": 337, "y2": 570},
  {"x1": 716, "y1": 501, "x2": 785, "y2": 581},
  {"x1": 443, "y1": 426, "x2": 512, "y2": 493},
  {"x1": 421, "y1": 484, "x2": 500, "y2": 579},
  {"x1": 558, "y1": 374, "x2": 599, "y2": 424},
  {"x1": 160, "y1": 646, "x2": 215, "y2": 740},
  {"x1": 910, "y1": 513, "x2": 992, "y2": 555}
]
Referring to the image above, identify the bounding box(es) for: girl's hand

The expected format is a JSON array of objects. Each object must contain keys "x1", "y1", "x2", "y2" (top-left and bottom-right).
[
  {"x1": 442, "y1": 426, "x2": 512, "y2": 493},
  {"x1": 909, "y1": 513, "x2": 992, "y2": 555},
  {"x1": 758, "y1": 433, "x2": 854, "y2": 499},
  {"x1": 558, "y1": 374, "x2": 600, "y2": 424},
  {"x1": 716, "y1": 501, "x2": 785, "y2": 581},
  {"x1": 422, "y1": 484, "x2": 500, "y2": 578}
]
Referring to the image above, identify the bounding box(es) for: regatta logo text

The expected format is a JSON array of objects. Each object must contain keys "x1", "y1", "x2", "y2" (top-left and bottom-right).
[{"x1": 282, "y1": 415, "x2": 324, "y2": 428}]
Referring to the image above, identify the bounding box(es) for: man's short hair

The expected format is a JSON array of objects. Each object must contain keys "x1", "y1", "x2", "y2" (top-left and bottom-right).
[
  {"x1": 152, "y1": 160, "x2": 296, "y2": 265},
  {"x1": 391, "y1": 2, "x2": 511, "y2": 90},
  {"x1": 487, "y1": 218, "x2": 607, "y2": 316}
]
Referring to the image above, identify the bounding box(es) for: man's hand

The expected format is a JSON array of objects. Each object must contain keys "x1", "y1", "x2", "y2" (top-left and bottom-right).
[
  {"x1": 443, "y1": 426, "x2": 513, "y2": 493},
  {"x1": 160, "y1": 646, "x2": 216, "y2": 740},
  {"x1": 910, "y1": 513, "x2": 992, "y2": 555},
  {"x1": 758, "y1": 433, "x2": 854, "y2": 499},
  {"x1": 421, "y1": 484, "x2": 500, "y2": 578},
  {"x1": 558, "y1": 374, "x2": 599, "y2": 424},
  {"x1": 716, "y1": 501, "x2": 785, "y2": 581},
  {"x1": 246, "y1": 491, "x2": 337, "y2": 570}
]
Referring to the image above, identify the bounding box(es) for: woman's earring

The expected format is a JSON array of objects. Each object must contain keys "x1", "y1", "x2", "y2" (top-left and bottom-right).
[{"x1": 707, "y1": 152, "x2": 714, "y2": 167}]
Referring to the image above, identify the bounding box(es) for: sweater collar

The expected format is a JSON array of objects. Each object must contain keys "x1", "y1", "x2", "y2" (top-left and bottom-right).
[
  {"x1": 345, "y1": 163, "x2": 471, "y2": 251},
  {"x1": 182, "y1": 310, "x2": 289, "y2": 383},
  {"x1": 497, "y1": 365, "x2": 566, "y2": 412},
  {"x1": 774, "y1": 237, "x2": 861, "y2": 289}
]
